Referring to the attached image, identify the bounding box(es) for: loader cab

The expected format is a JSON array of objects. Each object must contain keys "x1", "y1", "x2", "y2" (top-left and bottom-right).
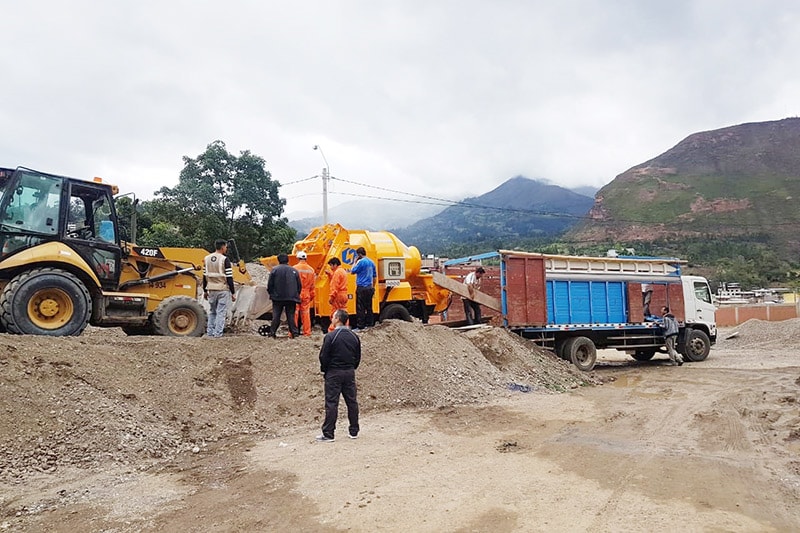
[{"x1": 0, "y1": 167, "x2": 123, "y2": 290}]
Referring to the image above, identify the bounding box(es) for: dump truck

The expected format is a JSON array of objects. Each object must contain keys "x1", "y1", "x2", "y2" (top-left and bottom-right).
[
  {"x1": 0, "y1": 166, "x2": 265, "y2": 337},
  {"x1": 441, "y1": 250, "x2": 717, "y2": 371},
  {"x1": 260, "y1": 223, "x2": 451, "y2": 331}
]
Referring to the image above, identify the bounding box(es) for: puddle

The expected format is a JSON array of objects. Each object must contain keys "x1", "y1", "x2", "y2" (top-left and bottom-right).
[{"x1": 610, "y1": 375, "x2": 642, "y2": 388}]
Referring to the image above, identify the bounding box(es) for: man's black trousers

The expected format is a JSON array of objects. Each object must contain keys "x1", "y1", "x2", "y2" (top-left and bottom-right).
[
  {"x1": 270, "y1": 300, "x2": 299, "y2": 337},
  {"x1": 322, "y1": 368, "x2": 359, "y2": 438},
  {"x1": 355, "y1": 286, "x2": 375, "y2": 329},
  {"x1": 463, "y1": 299, "x2": 481, "y2": 325}
]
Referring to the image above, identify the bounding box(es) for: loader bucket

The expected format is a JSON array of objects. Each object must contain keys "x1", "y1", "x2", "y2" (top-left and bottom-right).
[{"x1": 229, "y1": 285, "x2": 272, "y2": 325}]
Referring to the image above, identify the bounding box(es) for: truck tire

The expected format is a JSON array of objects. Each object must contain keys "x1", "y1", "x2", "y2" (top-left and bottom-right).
[
  {"x1": 632, "y1": 348, "x2": 656, "y2": 361},
  {"x1": 152, "y1": 296, "x2": 207, "y2": 337},
  {"x1": 565, "y1": 336, "x2": 597, "y2": 371},
  {"x1": 682, "y1": 329, "x2": 711, "y2": 362},
  {"x1": 555, "y1": 338, "x2": 571, "y2": 360},
  {"x1": 0, "y1": 267, "x2": 91, "y2": 336},
  {"x1": 380, "y1": 303, "x2": 412, "y2": 322}
]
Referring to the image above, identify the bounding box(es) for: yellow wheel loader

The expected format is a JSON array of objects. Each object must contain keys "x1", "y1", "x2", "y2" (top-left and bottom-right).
[{"x1": 0, "y1": 167, "x2": 265, "y2": 337}]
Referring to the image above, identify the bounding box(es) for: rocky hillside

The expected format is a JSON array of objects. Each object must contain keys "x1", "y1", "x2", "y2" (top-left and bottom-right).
[
  {"x1": 394, "y1": 176, "x2": 594, "y2": 254},
  {"x1": 568, "y1": 117, "x2": 800, "y2": 258}
]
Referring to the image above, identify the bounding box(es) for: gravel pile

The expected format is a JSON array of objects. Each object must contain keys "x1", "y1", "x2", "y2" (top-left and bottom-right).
[
  {"x1": 0, "y1": 321, "x2": 596, "y2": 482},
  {"x1": 716, "y1": 318, "x2": 800, "y2": 350}
]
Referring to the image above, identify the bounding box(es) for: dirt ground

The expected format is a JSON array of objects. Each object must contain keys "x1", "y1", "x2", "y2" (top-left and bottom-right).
[{"x1": 0, "y1": 318, "x2": 798, "y2": 532}]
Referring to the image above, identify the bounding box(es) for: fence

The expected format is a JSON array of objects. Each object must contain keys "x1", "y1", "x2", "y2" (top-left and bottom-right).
[{"x1": 714, "y1": 304, "x2": 798, "y2": 327}]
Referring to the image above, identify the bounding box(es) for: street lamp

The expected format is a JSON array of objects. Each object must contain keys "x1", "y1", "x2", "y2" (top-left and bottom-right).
[{"x1": 312, "y1": 145, "x2": 330, "y2": 225}]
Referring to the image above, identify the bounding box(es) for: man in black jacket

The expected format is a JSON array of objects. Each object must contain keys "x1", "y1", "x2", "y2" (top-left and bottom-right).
[
  {"x1": 316, "y1": 309, "x2": 361, "y2": 442},
  {"x1": 267, "y1": 253, "x2": 301, "y2": 338}
]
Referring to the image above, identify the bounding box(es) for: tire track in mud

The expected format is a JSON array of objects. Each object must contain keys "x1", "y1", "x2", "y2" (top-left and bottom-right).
[
  {"x1": 583, "y1": 372, "x2": 702, "y2": 532},
  {"x1": 545, "y1": 367, "x2": 785, "y2": 532}
]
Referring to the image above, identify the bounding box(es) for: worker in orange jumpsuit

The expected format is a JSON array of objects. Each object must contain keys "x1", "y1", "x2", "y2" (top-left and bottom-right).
[
  {"x1": 294, "y1": 250, "x2": 316, "y2": 336},
  {"x1": 326, "y1": 257, "x2": 349, "y2": 332}
]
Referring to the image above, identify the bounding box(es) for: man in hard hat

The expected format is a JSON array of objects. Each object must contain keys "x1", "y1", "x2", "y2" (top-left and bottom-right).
[{"x1": 294, "y1": 250, "x2": 316, "y2": 336}]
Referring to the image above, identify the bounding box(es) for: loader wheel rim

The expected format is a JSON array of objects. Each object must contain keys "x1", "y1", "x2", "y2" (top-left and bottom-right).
[
  {"x1": 168, "y1": 309, "x2": 197, "y2": 334},
  {"x1": 28, "y1": 288, "x2": 74, "y2": 329}
]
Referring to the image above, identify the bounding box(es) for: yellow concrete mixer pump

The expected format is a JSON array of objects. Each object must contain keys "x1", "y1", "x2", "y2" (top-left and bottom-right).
[{"x1": 260, "y1": 224, "x2": 451, "y2": 331}]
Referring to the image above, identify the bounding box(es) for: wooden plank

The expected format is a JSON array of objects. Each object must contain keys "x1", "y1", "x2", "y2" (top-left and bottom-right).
[{"x1": 431, "y1": 272, "x2": 502, "y2": 311}]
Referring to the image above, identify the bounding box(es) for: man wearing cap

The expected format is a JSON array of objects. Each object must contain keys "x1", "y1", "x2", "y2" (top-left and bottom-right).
[
  {"x1": 462, "y1": 266, "x2": 485, "y2": 326},
  {"x1": 294, "y1": 250, "x2": 316, "y2": 336},
  {"x1": 349, "y1": 246, "x2": 377, "y2": 330}
]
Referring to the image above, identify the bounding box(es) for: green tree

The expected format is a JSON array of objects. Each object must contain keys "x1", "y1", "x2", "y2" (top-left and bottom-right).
[{"x1": 149, "y1": 140, "x2": 295, "y2": 259}]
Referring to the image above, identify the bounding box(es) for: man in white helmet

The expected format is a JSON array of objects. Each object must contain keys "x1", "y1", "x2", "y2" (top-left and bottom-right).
[{"x1": 294, "y1": 250, "x2": 316, "y2": 336}]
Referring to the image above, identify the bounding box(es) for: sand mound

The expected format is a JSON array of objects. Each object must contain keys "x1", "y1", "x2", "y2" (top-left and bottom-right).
[
  {"x1": 717, "y1": 317, "x2": 800, "y2": 350},
  {"x1": 0, "y1": 321, "x2": 594, "y2": 482}
]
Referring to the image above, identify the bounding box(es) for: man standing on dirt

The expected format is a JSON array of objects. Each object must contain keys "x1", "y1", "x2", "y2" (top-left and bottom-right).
[
  {"x1": 350, "y1": 246, "x2": 377, "y2": 330},
  {"x1": 317, "y1": 309, "x2": 360, "y2": 442},
  {"x1": 294, "y1": 251, "x2": 316, "y2": 336},
  {"x1": 462, "y1": 266, "x2": 485, "y2": 325},
  {"x1": 326, "y1": 257, "x2": 348, "y2": 332},
  {"x1": 267, "y1": 253, "x2": 301, "y2": 338},
  {"x1": 661, "y1": 306, "x2": 684, "y2": 366},
  {"x1": 203, "y1": 239, "x2": 236, "y2": 338}
]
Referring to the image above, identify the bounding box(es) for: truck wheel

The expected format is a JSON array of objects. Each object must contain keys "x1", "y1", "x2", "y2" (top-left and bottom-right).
[
  {"x1": 632, "y1": 349, "x2": 656, "y2": 361},
  {"x1": 682, "y1": 329, "x2": 711, "y2": 362},
  {"x1": 152, "y1": 296, "x2": 207, "y2": 337},
  {"x1": 0, "y1": 267, "x2": 91, "y2": 336},
  {"x1": 380, "y1": 303, "x2": 412, "y2": 322},
  {"x1": 565, "y1": 336, "x2": 597, "y2": 371},
  {"x1": 555, "y1": 338, "x2": 571, "y2": 360}
]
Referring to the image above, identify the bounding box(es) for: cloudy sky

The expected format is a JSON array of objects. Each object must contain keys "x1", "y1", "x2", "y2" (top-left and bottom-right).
[{"x1": 2, "y1": 1, "x2": 798, "y2": 217}]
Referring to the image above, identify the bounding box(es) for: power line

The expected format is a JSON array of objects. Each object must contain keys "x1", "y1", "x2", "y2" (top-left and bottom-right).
[{"x1": 279, "y1": 175, "x2": 319, "y2": 186}]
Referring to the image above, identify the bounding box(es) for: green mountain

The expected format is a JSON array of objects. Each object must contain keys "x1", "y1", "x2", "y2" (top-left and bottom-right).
[
  {"x1": 394, "y1": 176, "x2": 593, "y2": 255},
  {"x1": 568, "y1": 117, "x2": 800, "y2": 260}
]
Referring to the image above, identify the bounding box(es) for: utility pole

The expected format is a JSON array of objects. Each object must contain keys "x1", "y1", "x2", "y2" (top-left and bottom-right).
[{"x1": 313, "y1": 145, "x2": 330, "y2": 224}]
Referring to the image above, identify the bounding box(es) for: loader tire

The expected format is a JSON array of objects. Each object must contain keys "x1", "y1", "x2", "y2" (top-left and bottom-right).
[
  {"x1": 0, "y1": 267, "x2": 91, "y2": 336},
  {"x1": 379, "y1": 303, "x2": 412, "y2": 322},
  {"x1": 152, "y1": 296, "x2": 207, "y2": 337},
  {"x1": 565, "y1": 336, "x2": 597, "y2": 372},
  {"x1": 681, "y1": 329, "x2": 711, "y2": 362}
]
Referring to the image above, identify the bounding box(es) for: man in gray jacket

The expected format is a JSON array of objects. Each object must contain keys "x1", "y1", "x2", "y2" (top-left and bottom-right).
[{"x1": 661, "y1": 306, "x2": 684, "y2": 366}]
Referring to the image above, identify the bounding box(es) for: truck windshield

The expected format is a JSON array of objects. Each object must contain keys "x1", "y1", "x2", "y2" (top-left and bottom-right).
[{"x1": 0, "y1": 169, "x2": 62, "y2": 236}]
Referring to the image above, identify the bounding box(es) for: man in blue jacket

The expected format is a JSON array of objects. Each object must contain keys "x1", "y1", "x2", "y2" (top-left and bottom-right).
[
  {"x1": 316, "y1": 309, "x2": 361, "y2": 442},
  {"x1": 350, "y1": 246, "x2": 377, "y2": 330}
]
